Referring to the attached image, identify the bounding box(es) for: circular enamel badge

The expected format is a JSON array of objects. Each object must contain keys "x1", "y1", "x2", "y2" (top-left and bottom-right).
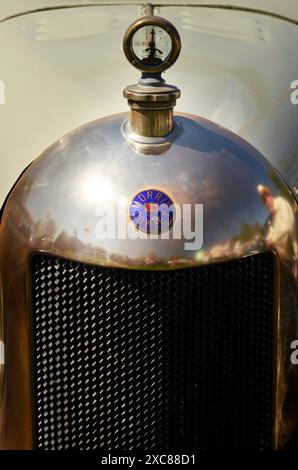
[{"x1": 129, "y1": 189, "x2": 175, "y2": 234}]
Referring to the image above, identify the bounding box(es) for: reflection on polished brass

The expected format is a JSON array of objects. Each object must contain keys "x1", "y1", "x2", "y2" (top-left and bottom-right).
[
  {"x1": 121, "y1": 118, "x2": 182, "y2": 154},
  {"x1": 0, "y1": 110, "x2": 297, "y2": 449},
  {"x1": 123, "y1": 83, "x2": 180, "y2": 138},
  {"x1": 130, "y1": 104, "x2": 173, "y2": 137}
]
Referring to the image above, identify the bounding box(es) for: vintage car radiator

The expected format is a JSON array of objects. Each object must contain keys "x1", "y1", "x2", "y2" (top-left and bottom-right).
[
  {"x1": 32, "y1": 252, "x2": 274, "y2": 450},
  {"x1": 0, "y1": 11, "x2": 297, "y2": 452}
]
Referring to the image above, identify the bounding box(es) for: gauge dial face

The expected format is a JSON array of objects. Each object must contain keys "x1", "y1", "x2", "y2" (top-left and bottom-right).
[
  {"x1": 123, "y1": 17, "x2": 181, "y2": 73},
  {"x1": 131, "y1": 26, "x2": 172, "y2": 68}
]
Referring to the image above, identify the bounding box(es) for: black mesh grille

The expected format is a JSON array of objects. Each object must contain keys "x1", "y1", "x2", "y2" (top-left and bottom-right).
[{"x1": 32, "y1": 252, "x2": 274, "y2": 450}]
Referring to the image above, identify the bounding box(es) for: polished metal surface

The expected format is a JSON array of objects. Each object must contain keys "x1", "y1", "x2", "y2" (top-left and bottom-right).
[
  {"x1": 0, "y1": 109, "x2": 297, "y2": 448},
  {"x1": 124, "y1": 84, "x2": 180, "y2": 137},
  {"x1": 124, "y1": 106, "x2": 174, "y2": 138},
  {"x1": 122, "y1": 116, "x2": 182, "y2": 147},
  {"x1": 2, "y1": 111, "x2": 297, "y2": 270},
  {"x1": 0, "y1": 5, "x2": 298, "y2": 205}
]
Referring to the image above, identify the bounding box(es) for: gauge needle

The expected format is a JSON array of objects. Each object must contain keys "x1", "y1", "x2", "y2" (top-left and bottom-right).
[{"x1": 145, "y1": 28, "x2": 163, "y2": 58}]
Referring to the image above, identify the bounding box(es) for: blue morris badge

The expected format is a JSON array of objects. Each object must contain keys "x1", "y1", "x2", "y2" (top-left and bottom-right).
[{"x1": 129, "y1": 189, "x2": 175, "y2": 235}]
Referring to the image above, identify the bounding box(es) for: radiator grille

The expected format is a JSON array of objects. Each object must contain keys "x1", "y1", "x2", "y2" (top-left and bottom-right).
[{"x1": 32, "y1": 252, "x2": 274, "y2": 450}]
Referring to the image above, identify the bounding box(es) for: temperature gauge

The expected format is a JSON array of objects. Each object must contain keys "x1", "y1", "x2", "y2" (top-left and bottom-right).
[{"x1": 123, "y1": 16, "x2": 181, "y2": 74}]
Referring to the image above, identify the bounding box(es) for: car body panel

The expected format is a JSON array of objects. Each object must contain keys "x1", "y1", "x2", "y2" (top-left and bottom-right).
[{"x1": 1, "y1": 1, "x2": 298, "y2": 23}]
